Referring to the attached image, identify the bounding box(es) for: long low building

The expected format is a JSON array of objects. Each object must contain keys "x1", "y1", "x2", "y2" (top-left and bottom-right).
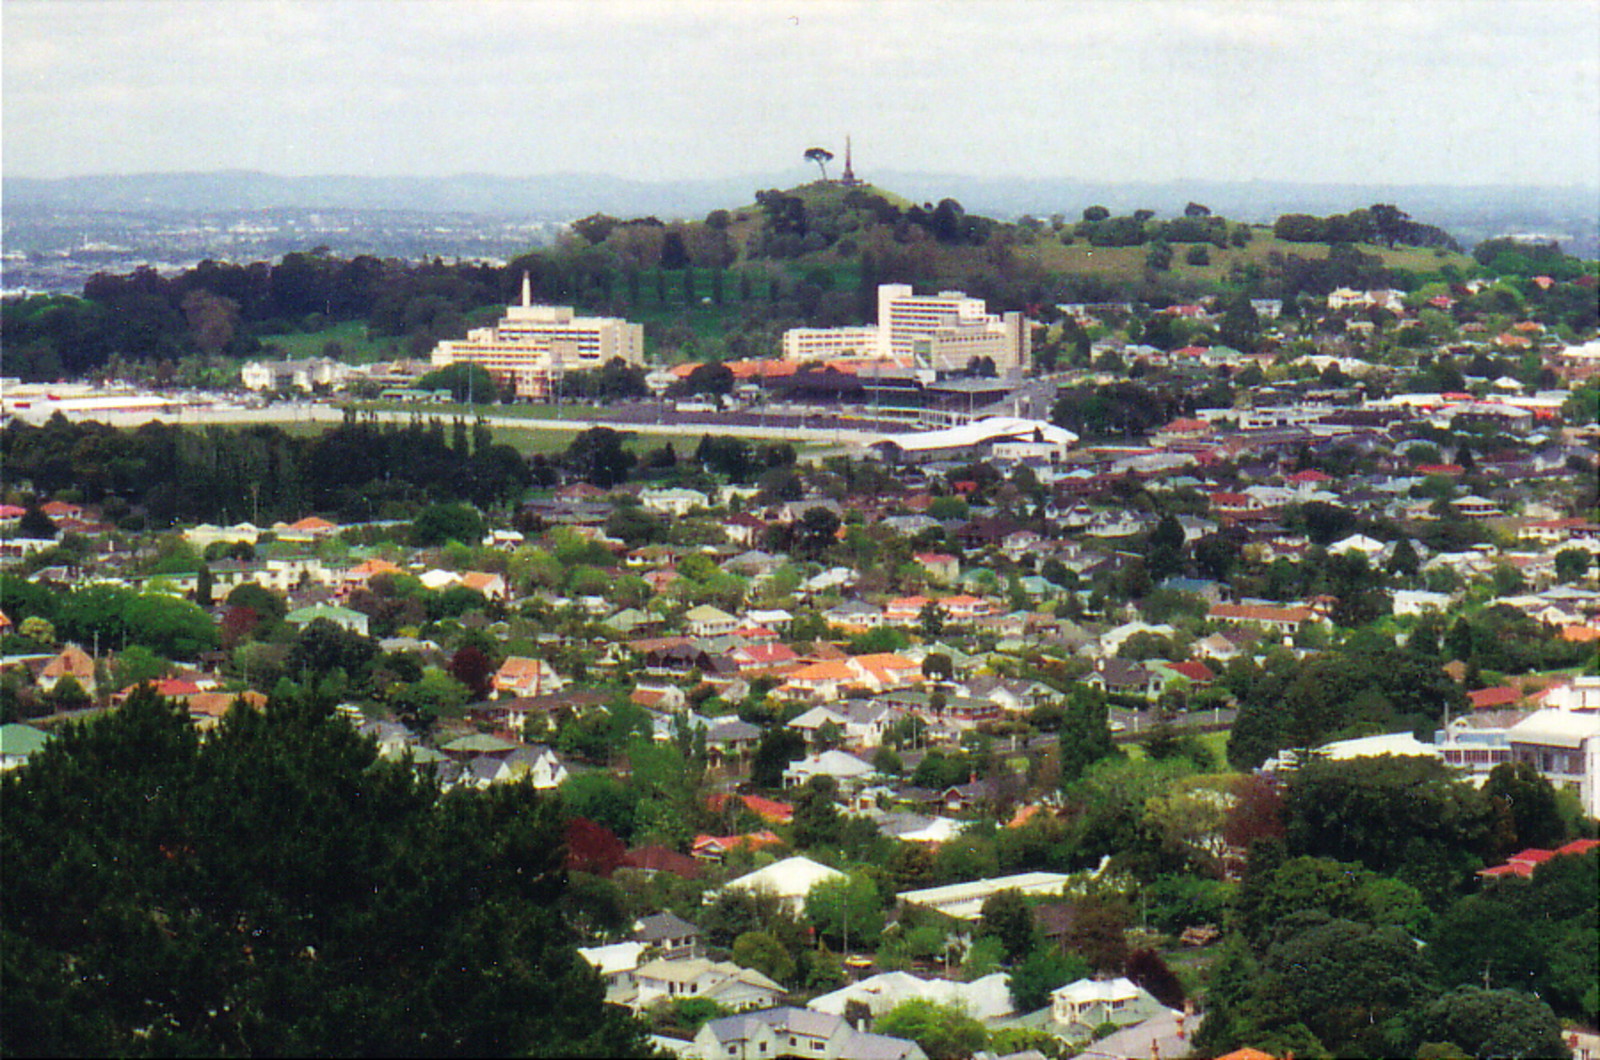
[
  {"x1": 868, "y1": 416, "x2": 1078, "y2": 465},
  {"x1": 895, "y1": 871, "x2": 1071, "y2": 920}
]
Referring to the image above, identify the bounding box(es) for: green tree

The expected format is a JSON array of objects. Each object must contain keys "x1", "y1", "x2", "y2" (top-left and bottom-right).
[
  {"x1": 803, "y1": 147, "x2": 835, "y2": 181},
  {"x1": 791, "y1": 775, "x2": 844, "y2": 848},
  {"x1": 1007, "y1": 946, "x2": 1090, "y2": 1013},
  {"x1": 1412, "y1": 987, "x2": 1569, "y2": 1060},
  {"x1": 17, "y1": 505, "x2": 58, "y2": 539},
  {"x1": 112, "y1": 644, "x2": 169, "y2": 690},
  {"x1": 1555, "y1": 547, "x2": 1592, "y2": 583},
  {"x1": 875, "y1": 999, "x2": 987, "y2": 1060},
  {"x1": 0, "y1": 686, "x2": 656, "y2": 1057},
  {"x1": 1285, "y1": 756, "x2": 1493, "y2": 903},
  {"x1": 977, "y1": 888, "x2": 1037, "y2": 963},
  {"x1": 1484, "y1": 760, "x2": 1567, "y2": 853},
  {"x1": 410, "y1": 502, "x2": 485, "y2": 547},
  {"x1": 731, "y1": 930, "x2": 797, "y2": 986},
  {"x1": 805, "y1": 872, "x2": 884, "y2": 950},
  {"x1": 121, "y1": 593, "x2": 219, "y2": 658},
  {"x1": 750, "y1": 727, "x2": 806, "y2": 789},
  {"x1": 1058, "y1": 685, "x2": 1117, "y2": 786},
  {"x1": 563, "y1": 427, "x2": 636, "y2": 488},
  {"x1": 415, "y1": 362, "x2": 497, "y2": 403},
  {"x1": 1264, "y1": 917, "x2": 1432, "y2": 1056}
]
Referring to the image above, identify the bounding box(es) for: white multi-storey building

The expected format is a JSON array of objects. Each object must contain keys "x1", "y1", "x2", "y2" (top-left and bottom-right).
[
  {"x1": 778, "y1": 284, "x2": 1029, "y2": 376},
  {"x1": 876, "y1": 284, "x2": 1028, "y2": 375},
  {"x1": 780, "y1": 325, "x2": 881, "y2": 363},
  {"x1": 430, "y1": 275, "x2": 644, "y2": 400}
]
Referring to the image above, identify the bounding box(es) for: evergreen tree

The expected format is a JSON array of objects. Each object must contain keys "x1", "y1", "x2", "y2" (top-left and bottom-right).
[
  {"x1": 0, "y1": 686, "x2": 657, "y2": 1056},
  {"x1": 1058, "y1": 686, "x2": 1117, "y2": 787}
]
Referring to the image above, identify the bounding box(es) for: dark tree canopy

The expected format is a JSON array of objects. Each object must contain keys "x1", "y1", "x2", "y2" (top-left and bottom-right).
[{"x1": 0, "y1": 686, "x2": 655, "y2": 1057}]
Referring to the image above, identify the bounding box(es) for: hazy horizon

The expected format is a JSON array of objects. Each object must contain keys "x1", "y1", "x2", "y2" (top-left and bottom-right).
[
  {"x1": 8, "y1": 167, "x2": 1598, "y2": 192},
  {"x1": 5, "y1": 1, "x2": 1598, "y2": 189}
]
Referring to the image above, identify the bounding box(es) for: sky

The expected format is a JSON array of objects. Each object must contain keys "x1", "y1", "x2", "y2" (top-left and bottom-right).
[{"x1": 4, "y1": 0, "x2": 1598, "y2": 187}]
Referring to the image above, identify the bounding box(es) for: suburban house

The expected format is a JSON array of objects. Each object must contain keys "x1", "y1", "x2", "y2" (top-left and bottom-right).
[
  {"x1": 576, "y1": 941, "x2": 649, "y2": 1005},
  {"x1": 784, "y1": 749, "x2": 876, "y2": 789},
  {"x1": 632, "y1": 912, "x2": 704, "y2": 960},
  {"x1": 285, "y1": 603, "x2": 370, "y2": 636},
  {"x1": 690, "y1": 1007, "x2": 926, "y2": 1060},
  {"x1": 632, "y1": 958, "x2": 785, "y2": 1012},
  {"x1": 492, "y1": 656, "x2": 568, "y2": 698},
  {"x1": 684, "y1": 604, "x2": 742, "y2": 638},
  {"x1": 38, "y1": 644, "x2": 96, "y2": 695},
  {"x1": 1207, "y1": 602, "x2": 1317, "y2": 636}
]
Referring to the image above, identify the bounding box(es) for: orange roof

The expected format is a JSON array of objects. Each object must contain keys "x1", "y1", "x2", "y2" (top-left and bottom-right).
[
  {"x1": 725, "y1": 358, "x2": 799, "y2": 380},
  {"x1": 186, "y1": 691, "x2": 267, "y2": 718},
  {"x1": 1006, "y1": 804, "x2": 1043, "y2": 829},
  {"x1": 42, "y1": 645, "x2": 95, "y2": 681},
  {"x1": 1559, "y1": 625, "x2": 1600, "y2": 643},
  {"x1": 850, "y1": 652, "x2": 916, "y2": 668},
  {"x1": 1215, "y1": 1051, "x2": 1280, "y2": 1060},
  {"x1": 348, "y1": 558, "x2": 402, "y2": 578},
  {"x1": 1209, "y1": 603, "x2": 1314, "y2": 622},
  {"x1": 459, "y1": 572, "x2": 503, "y2": 592},
  {"x1": 289, "y1": 516, "x2": 336, "y2": 532},
  {"x1": 1467, "y1": 685, "x2": 1523, "y2": 709},
  {"x1": 940, "y1": 594, "x2": 988, "y2": 608},
  {"x1": 785, "y1": 660, "x2": 858, "y2": 683},
  {"x1": 692, "y1": 830, "x2": 783, "y2": 855},
  {"x1": 708, "y1": 793, "x2": 794, "y2": 824}
]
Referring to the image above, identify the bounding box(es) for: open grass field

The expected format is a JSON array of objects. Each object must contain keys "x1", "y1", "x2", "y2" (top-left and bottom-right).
[
  {"x1": 253, "y1": 320, "x2": 408, "y2": 364},
  {"x1": 226, "y1": 408, "x2": 833, "y2": 459},
  {"x1": 1022, "y1": 227, "x2": 1473, "y2": 284}
]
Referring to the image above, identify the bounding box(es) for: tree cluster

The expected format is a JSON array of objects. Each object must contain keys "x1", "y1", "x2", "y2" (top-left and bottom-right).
[
  {"x1": 3, "y1": 412, "x2": 529, "y2": 528},
  {"x1": 1, "y1": 687, "x2": 656, "y2": 1056}
]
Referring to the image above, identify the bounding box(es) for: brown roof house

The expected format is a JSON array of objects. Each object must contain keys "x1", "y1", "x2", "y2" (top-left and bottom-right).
[{"x1": 39, "y1": 644, "x2": 97, "y2": 696}]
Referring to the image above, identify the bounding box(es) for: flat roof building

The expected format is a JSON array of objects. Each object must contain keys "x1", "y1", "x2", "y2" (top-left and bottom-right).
[{"x1": 779, "y1": 285, "x2": 1029, "y2": 376}]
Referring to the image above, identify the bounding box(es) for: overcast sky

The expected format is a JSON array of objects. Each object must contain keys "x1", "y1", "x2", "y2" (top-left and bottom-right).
[{"x1": 4, "y1": 0, "x2": 1597, "y2": 187}]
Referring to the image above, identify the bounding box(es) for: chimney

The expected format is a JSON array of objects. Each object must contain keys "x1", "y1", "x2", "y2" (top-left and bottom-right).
[{"x1": 521, "y1": 271, "x2": 532, "y2": 308}]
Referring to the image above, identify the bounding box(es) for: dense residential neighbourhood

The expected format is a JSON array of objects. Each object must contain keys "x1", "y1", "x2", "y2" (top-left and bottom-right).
[{"x1": 3, "y1": 183, "x2": 1598, "y2": 1060}]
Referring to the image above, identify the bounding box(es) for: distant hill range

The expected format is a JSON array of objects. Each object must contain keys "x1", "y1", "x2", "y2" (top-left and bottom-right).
[{"x1": 6, "y1": 169, "x2": 1597, "y2": 256}]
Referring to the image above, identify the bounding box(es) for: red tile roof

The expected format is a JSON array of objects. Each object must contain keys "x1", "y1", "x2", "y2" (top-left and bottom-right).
[{"x1": 1467, "y1": 686, "x2": 1524, "y2": 710}]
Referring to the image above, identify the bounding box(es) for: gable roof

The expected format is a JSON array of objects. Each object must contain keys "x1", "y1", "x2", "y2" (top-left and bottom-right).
[{"x1": 633, "y1": 911, "x2": 702, "y2": 943}]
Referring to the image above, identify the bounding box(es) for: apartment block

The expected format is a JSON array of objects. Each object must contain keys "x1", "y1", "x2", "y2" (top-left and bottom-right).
[{"x1": 431, "y1": 274, "x2": 644, "y2": 400}]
